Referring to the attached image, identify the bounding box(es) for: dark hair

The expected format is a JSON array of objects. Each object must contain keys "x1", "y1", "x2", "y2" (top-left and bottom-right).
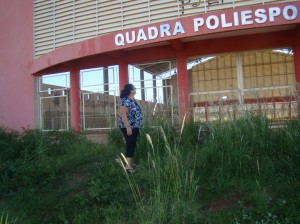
[{"x1": 120, "y1": 83, "x2": 134, "y2": 98}]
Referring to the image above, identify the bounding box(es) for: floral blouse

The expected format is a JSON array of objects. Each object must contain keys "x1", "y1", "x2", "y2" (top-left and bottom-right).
[{"x1": 118, "y1": 97, "x2": 143, "y2": 129}]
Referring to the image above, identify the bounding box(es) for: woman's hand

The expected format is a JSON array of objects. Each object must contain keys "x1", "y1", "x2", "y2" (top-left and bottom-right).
[
  {"x1": 120, "y1": 106, "x2": 132, "y2": 135},
  {"x1": 126, "y1": 127, "x2": 132, "y2": 136}
]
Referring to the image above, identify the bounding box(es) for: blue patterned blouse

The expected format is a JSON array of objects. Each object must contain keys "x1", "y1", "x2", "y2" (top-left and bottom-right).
[{"x1": 118, "y1": 97, "x2": 143, "y2": 129}]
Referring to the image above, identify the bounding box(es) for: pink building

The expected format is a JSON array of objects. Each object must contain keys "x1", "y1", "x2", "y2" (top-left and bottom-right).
[{"x1": 0, "y1": 0, "x2": 299, "y2": 131}]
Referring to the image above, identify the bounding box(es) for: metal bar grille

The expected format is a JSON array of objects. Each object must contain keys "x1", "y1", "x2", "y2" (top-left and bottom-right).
[{"x1": 189, "y1": 49, "x2": 297, "y2": 122}]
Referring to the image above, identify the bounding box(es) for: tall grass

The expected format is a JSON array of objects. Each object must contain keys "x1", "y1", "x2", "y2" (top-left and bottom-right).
[
  {"x1": 195, "y1": 115, "x2": 299, "y2": 223},
  {"x1": 116, "y1": 113, "x2": 300, "y2": 223},
  {"x1": 197, "y1": 115, "x2": 299, "y2": 180},
  {"x1": 1, "y1": 112, "x2": 299, "y2": 223},
  {"x1": 144, "y1": 127, "x2": 199, "y2": 223},
  {"x1": 0, "y1": 128, "x2": 90, "y2": 197},
  {"x1": 0, "y1": 212, "x2": 8, "y2": 224},
  {"x1": 116, "y1": 124, "x2": 200, "y2": 223},
  {"x1": 0, "y1": 211, "x2": 17, "y2": 224}
]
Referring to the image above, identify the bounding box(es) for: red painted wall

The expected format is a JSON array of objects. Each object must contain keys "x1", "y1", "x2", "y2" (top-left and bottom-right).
[{"x1": 0, "y1": 0, "x2": 34, "y2": 130}]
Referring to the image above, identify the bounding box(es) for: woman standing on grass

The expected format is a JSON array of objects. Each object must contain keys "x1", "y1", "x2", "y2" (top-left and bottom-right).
[{"x1": 118, "y1": 83, "x2": 143, "y2": 173}]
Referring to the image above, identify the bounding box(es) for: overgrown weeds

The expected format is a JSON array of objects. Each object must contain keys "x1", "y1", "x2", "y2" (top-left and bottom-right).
[
  {"x1": 0, "y1": 115, "x2": 299, "y2": 223},
  {"x1": 0, "y1": 128, "x2": 91, "y2": 197}
]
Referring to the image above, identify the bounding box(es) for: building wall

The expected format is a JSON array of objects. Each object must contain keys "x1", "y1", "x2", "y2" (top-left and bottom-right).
[
  {"x1": 1, "y1": 1, "x2": 298, "y2": 131},
  {"x1": 33, "y1": 0, "x2": 287, "y2": 57},
  {"x1": 0, "y1": 0, "x2": 34, "y2": 130}
]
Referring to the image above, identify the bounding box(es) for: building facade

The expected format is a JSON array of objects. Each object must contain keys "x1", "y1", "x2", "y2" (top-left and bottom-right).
[{"x1": 0, "y1": 0, "x2": 300, "y2": 131}]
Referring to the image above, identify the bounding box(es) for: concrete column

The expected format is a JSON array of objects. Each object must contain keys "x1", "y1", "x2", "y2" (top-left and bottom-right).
[
  {"x1": 103, "y1": 66, "x2": 109, "y2": 93},
  {"x1": 153, "y1": 78, "x2": 157, "y2": 102},
  {"x1": 163, "y1": 79, "x2": 169, "y2": 105},
  {"x1": 236, "y1": 53, "x2": 244, "y2": 105},
  {"x1": 70, "y1": 67, "x2": 80, "y2": 132},
  {"x1": 118, "y1": 59, "x2": 129, "y2": 92},
  {"x1": 140, "y1": 69, "x2": 145, "y2": 101},
  {"x1": 177, "y1": 51, "x2": 189, "y2": 120}
]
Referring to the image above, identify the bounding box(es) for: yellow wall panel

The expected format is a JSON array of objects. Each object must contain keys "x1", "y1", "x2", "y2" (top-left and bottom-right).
[
  {"x1": 279, "y1": 75, "x2": 288, "y2": 85},
  {"x1": 198, "y1": 73, "x2": 205, "y2": 81},
  {"x1": 211, "y1": 81, "x2": 218, "y2": 91},
  {"x1": 250, "y1": 66, "x2": 256, "y2": 76},
  {"x1": 205, "y1": 70, "x2": 212, "y2": 81},
  {"x1": 273, "y1": 89, "x2": 280, "y2": 97},
  {"x1": 189, "y1": 50, "x2": 295, "y2": 107},
  {"x1": 277, "y1": 63, "x2": 285, "y2": 75},
  {"x1": 243, "y1": 67, "x2": 251, "y2": 78},
  {"x1": 263, "y1": 53, "x2": 271, "y2": 64},
  {"x1": 219, "y1": 80, "x2": 226, "y2": 90},
  {"x1": 256, "y1": 65, "x2": 263, "y2": 76},
  {"x1": 226, "y1": 79, "x2": 234, "y2": 88},
  {"x1": 204, "y1": 62, "x2": 211, "y2": 70},
  {"x1": 256, "y1": 76, "x2": 264, "y2": 87},
  {"x1": 231, "y1": 79, "x2": 238, "y2": 89},
  {"x1": 263, "y1": 64, "x2": 272, "y2": 76},
  {"x1": 199, "y1": 81, "x2": 206, "y2": 91},
  {"x1": 218, "y1": 57, "x2": 225, "y2": 68},
  {"x1": 255, "y1": 52, "x2": 263, "y2": 64},
  {"x1": 249, "y1": 54, "x2": 256, "y2": 65},
  {"x1": 243, "y1": 54, "x2": 250, "y2": 66},
  {"x1": 210, "y1": 60, "x2": 217, "y2": 69},
  {"x1": 231, "y1": 70, "x2": 236, "y2": 79},
  {"x1": 287, "y1": 74, "x2": 295, "y2": 85},
  {"x1": 286, "y1": 62, "x2": 295, "y2": 74},
  {"x1": 218, "y1": 69, "x2": 225, "y2": 80},
  {"x1": 211, "y1": 70, "x2": 218, "y2": 80},
  {"x1": 206, "y1": 81, "x2": 212, "y2": 92},
  {"x1": 272, "y1": 63, "x2": 279, "y2": 75},
  {"x1": 272, "y1": 75, "x2": 280, "y2": 86},
  {"x1": 225, "y1": 55, "x2": 232, "y2": 68}
]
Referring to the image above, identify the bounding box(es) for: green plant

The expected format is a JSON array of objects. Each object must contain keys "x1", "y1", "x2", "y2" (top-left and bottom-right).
[
  {"x1": 0, "y1": 211, "x2": 17, "y2": 224},
  {"x1": 0, "y1": 212, "x2": 8, "y2": 224},
  {"x1": 118, "y1": 126, "x2": 200, "y2": 223},
  {"x1": 233, "y1": 200, "x2": 293, "y2": 224},
  {"x1": 107, "y1": 128, "x2": 124, "y2": 147},
  {"x1": 88, "y1": 162, "x2": 132, "y2": 205},
  {"x1": 0, "y1": 113, "x2": 299, "y2": 223}
]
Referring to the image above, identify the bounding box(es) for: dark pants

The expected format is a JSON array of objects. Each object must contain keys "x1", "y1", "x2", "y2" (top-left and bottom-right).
[{"x1": 120, "y1": 128, "x2": 140, "y2": 158}]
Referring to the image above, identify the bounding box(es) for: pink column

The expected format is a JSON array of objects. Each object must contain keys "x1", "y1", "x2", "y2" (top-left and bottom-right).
[
  {"x1": 118, "y1": 59, "x2": 129, "y2": 92},
  {"x1": 177, "y1": 51, "x2": 189, "y2": 120},
  {"x1": 294, "y1": 35, "x2": 300, "y2": 93},
  {"x1": 70, "y1": 67, "x2": 80, "y2": 132},
  {"x1": 294, "y1": 32, "x2": 300, "y2": 117}
]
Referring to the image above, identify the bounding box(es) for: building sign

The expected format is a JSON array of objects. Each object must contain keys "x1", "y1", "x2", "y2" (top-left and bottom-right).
[
  {"x1": 181, "y1": 0, "x2": 225, "y2": 10},
  {"x1": 115, "y1": 3, "x2": 298, "y2": 47},
  {"x1": 180, "y1": 0, "x2": 291, "y2": 13}
]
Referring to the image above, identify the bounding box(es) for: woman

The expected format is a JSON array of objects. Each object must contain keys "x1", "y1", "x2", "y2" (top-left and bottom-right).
[{"x1": 118, "y1": 84, "x2": 143, "y2": 173}]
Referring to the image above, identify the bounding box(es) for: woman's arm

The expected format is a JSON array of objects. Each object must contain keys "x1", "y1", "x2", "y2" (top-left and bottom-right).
[{"x1": 119, "y1": 106, "x2": 132, "y2": 136}]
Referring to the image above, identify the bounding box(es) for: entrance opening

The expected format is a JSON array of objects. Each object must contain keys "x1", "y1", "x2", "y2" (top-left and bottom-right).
[
  {"x1": 188, "y1": 49, "x2": 297, "y2": 122},
  {"x1": 80, "y1": 66, "x2": 118, "y2": 130},
  {"x1": 129, "y1": 60, "x2": 177, "y2": 125},
  {"x1": 35, "y1": 72, "x2": 70, "y2": 130}
]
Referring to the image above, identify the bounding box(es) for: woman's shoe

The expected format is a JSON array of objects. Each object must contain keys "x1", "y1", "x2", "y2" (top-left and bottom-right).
[{"x1": 126, "y1": 168, "x2": 135, "y2": 174}]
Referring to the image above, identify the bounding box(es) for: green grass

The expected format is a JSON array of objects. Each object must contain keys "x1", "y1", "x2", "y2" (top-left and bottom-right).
[{"x1": 0, "y1": 115, "x2": 299, "y2": 223}]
